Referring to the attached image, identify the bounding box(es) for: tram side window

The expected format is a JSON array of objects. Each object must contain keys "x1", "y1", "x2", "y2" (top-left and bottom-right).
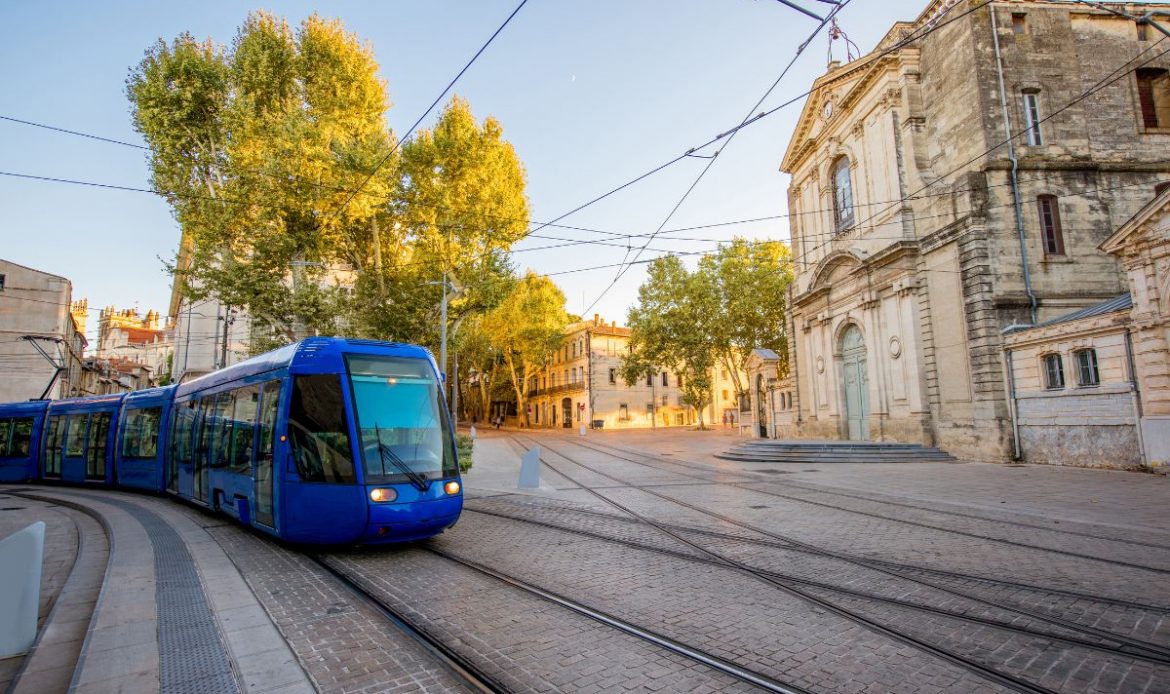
[
  {"x1": 288, "y1": 374, "x2": 355, "y2": 483},
  {"x1": 86, "y1": 413, "x2": 111, "y2": 480},
  {"x1": 10, "y1": 418, "x2": 33, "y2": 457},
  {"x1": 0, "y1": 418, "x2": 34, "y2": 457},
  {"x1": 212, "y1": 391, "x2": 234, "y2": 469},
  {"x1": 172, "y1": 402, "x2": 195, "y2": 466},
  {"x1": 229, "y1": 385, "x2": 258, "y2": 474},
  {"x1": 42, "y1": 416, "x2": 63, "y2": 476},
  {"x1": 121, "y1": 408, "x2": 162, "y2": 459},
  {"x1": 257, "y1": 381, "x2": 281, "y2": 465},
  {"x1": 65, "y1": 414, "x2": 88, "y2": 458},
  {"x1": 197, "y1": 397, "x2": 215, "y2": 464}
]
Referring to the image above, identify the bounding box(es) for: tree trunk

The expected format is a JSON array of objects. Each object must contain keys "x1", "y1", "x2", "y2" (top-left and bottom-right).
[
  {"x1": 371, "y1": 216, "x2": 386, "y2": 297},
  {"x1": 505, "y1": 353, "x2": 526, "y2": 428}
]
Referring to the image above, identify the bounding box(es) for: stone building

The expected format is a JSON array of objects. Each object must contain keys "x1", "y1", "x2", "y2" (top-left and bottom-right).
[
  {"x1": 526, "y1": 315, "x2": 744, "y2": 430},
  {"x1": 746, "y1": 349, "x2": 798, "y2": 439},
  {"x1": 96, "y1": 306, "x2": 172, "y2": 385},
  {"x1": 1003, "y1": 295, "x2": 1139, "y2": 467},
  {"x1": 780, "y1": 0, "x2": 1170, "y2": 460},
  {"x1": 0, "y1": 259, "x2": 87, "y2": 401},
  {"x1": 1101, "y1": 186, "x2": 1170, "y2": 465}
]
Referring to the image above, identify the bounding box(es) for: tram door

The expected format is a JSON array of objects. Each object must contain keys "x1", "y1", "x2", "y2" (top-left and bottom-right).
[
  {"x1": 254, "y1": 380, "x2": 282, "y2": 528},
  {"x1": 194, "y1": 397, "x2": 211, "y2": 503}
]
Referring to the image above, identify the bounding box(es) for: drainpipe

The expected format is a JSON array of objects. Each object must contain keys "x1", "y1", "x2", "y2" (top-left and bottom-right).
[
  {"x1": 991, "y1": 4, "x2": 1039, "y2": 324},
  {"x1": 1125, "y1": 328, "x2": 1148, "y2": 466},
  {"x1": 1002, "y1": 342, "x2": 1023, "y2": 460}
]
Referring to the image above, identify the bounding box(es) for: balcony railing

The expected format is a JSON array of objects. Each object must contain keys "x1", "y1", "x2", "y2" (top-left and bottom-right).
[{"x1": 529, "y1": 382, "x2": 586, "y2": 397}]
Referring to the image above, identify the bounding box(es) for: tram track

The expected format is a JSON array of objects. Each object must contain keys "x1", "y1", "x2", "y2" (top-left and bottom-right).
[
  {"x1": 471, "y1": 489, "x2": 1170, "y2": 617},
  {"x1": 506, "y1": 434, "x2": 1084, "y2": 694},
  {"x1": 514, "y1": 435, "x2": 1170, "y2": 662},
  {"x1": 309, "y1": 556, "x2": 505, "y2": 694},
  {"x1": 462, "y1": 502, "x2": 1170, "y2": 668},
  {"x1": 562, "y1": 437, "x2": 1170, "y2": 571},
  {"x1": 574, "y1": 436, "x2": 1170, "y2": 551},
  {"x1": 320, "y1": 547, "x2": 810, "y2": 694}
]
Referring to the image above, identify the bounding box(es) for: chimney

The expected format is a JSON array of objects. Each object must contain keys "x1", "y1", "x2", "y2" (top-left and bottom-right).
[{"x1": 594, "y1": 313, "x2": 600, "y2": 326}]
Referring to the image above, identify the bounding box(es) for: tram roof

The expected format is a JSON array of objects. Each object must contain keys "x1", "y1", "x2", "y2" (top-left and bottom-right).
[
  {"x1": 0, "y1": 400, "x2": 51, "y2": 416},
  {"x1": 46, "y1": 392, "x2": 127, "y2": 413},
  {"x1": 175, "y1": 337, "x2": 435, "y2": 397},
  {"x1": 123, "y1": 384, "x2": 178, "y2": 407}
]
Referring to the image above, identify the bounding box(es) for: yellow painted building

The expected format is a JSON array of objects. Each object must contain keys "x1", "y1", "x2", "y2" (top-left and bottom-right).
[{"x1": 526, "y1": 315, "x2": 744, "y2": 430}]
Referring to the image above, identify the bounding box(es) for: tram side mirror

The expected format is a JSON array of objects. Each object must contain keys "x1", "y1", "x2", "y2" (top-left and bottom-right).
[{"x1": 440, "y1": 371, "x2": 446, "y2": 383}]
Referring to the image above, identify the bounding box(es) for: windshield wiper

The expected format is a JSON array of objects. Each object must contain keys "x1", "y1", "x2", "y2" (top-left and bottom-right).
[{"x1": 374, "y1": 425, "x2": 429, "y2": 492}]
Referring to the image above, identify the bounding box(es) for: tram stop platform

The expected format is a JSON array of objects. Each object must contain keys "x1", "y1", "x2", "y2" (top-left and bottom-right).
[{"x1": 0, "y1": 486, "x2": 317, "y2": 694}]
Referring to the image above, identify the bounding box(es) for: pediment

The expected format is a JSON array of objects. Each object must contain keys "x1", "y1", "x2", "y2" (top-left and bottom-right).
[
  {"x1": 780, "y1": 48, "x2": 906, "y2": 174},
  {"x1": 809, "y1": 250, "x2": 865, "y2": 291},
  {"x1": 1101, "y1": 187, "x2": 1170, "y2": 255}
]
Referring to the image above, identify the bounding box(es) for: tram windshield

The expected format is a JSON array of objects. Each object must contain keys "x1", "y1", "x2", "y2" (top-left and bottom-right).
[{"x1": 347, "y1": 355, "x2": 458, "y2": 487}]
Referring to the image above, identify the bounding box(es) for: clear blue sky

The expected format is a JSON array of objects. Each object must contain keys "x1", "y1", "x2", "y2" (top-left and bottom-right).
[{"x1": 0, "y1": 0, "x2": 927, "y2": 342}]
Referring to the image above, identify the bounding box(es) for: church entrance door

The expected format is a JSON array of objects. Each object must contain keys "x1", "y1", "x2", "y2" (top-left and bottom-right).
[{"x1": 840, "y1": 325, "x2": 869, "y2": 441}]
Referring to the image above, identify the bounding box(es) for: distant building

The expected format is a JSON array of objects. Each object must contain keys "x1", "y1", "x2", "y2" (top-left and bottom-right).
[
  {"x1": 746, "y1": 349, "x2": 797, "y2": 439},
  {"x1": 0, "y1": 259, "x2": 87, "y2": 401},
  {"x1": 1003, "y1": 295, "x2": 1138, "y2": 467},
  {"x1": 95, "y1": 306, "x2": 172, "y2": 386},
  {"x1": 525, "y1": 315, "x2": 745, "y2": 430},
  {"x1": 169, "y1": 291, "x2": 250, "y2": 385},
  {"x1": 780, "y1": 0, "x2": 1170, "y2": 460},
  {"x1": 79, "y1": 356, "x2": 154, "y2": 395}
]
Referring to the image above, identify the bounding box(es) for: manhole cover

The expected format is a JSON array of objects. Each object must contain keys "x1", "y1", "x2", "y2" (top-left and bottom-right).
[
  {"x1": 753, "y1": 469, "x2": 794, "y2": 474},
  {"x1": 1004, "y1": 464, "x2": 1027, "y2": 468},
  {"x1": 0, "y1": 507, "x2": 26, "y2": 511},
  {"x1": 748, "y1": 505, "x2": 769, "y2": 509}
]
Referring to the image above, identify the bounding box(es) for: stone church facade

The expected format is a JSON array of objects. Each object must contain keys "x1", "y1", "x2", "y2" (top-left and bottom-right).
[{"x1": 780, "y1": 0, "x2": 1170, "y2": 460}]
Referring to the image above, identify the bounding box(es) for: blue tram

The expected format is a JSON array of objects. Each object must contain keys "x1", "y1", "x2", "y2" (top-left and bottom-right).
[
  {"x1": 114, "y1": 385, "x2": 176, "y2": 492},
  {"x1": 42, "y1": 393, "x2": 125, "y2": 485},
  {"x1": 0, "y1": 400, "x2": 49, "y2": 482},
  {"x1": 1, "y1": 337, "x2": 463, "y2": 545}
]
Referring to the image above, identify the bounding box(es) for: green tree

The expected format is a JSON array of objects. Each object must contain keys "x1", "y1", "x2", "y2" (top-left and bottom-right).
[
  {"x1": 699, "y1": 238, "x2": 793, "y2": 398},
  {"x1": 621, "y1": 256, "x2": 720, "y2": 429},
  {"x1": 129, "y1": 12, "x2": 397, "y2": 348},
  {"x1": 353, "y1": 98, "x2": 529, "y2": 353},
  {"x1": 481, "y1": 272, "x2": 569, "y2": 427}
]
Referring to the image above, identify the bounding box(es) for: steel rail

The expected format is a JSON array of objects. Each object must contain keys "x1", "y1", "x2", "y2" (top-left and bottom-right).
[
  {"x1": 311, "y1": 556, "x2": 505, "y2": 694},
  {"x1": 472, "y1": 483, "x2": 1170, "y2": 616},
  {"x1": 463, "y1": 503, "x2": 1170, "y2": 668},
  {"x1": 524, "y1": 436, "x2": 1170, "y2": 663},
  {"x1": 423, "y1": 547, "x2": 813, "y2": 694},
  {"x1": 509, "y1": 435, "x2": 1064, "y2": 694},
  {"x1": 572, "y1": 436, "x2": 1170, "y2": 556}
]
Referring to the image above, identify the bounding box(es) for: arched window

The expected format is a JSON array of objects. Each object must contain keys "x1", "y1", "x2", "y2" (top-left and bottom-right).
[{"x1": 832, "y1": 156, "x2": 854, "y2": 231}]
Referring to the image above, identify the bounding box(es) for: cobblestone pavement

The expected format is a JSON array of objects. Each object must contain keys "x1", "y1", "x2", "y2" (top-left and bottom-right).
[
  {"x1": 195, "y1": 512, "x2": 476, "y2": 694},
  {"x1": 442, "y1": 428, "x2": 1170, "y2": 693},
  {"x1": 0, "y1": 494, "x2": 84, "y2": 690}
]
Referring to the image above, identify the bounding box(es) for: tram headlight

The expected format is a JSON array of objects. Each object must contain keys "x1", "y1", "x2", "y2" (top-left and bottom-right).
[
  {"x1": 369, "y1": 488, "x2": 397, "y2": 503},
  {"x1": 444, "y1": 481, "x2": 461, "y2": 495}
]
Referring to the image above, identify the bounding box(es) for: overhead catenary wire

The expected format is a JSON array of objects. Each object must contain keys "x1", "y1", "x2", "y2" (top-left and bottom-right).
[
  {"x1": 3, "y1": 0, "x2": 1162, "y2": 316},
  {"x1": 595, "y1": 1, "x2": 853, "y2": 298},
  {"x1": 0, "y1": 0, "x2": 994, "y2": 277},
  {"x1": 321, "y1": 0, "x2": 530, "y2": 229}
]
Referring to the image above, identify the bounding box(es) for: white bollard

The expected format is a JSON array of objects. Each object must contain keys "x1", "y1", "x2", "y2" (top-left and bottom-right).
[
  {"x1": 518, "y1": 446, "x2": 541, "y2": 489},
  {"x1": 469, "y1": 425, "x2": 477, "y2": 440},
  {"x1": 0, "y1": 521, "x2": 45, "y2": 658},
  {"x1": 579, "y1": 423, "x2": 586, "y2": 437}
]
